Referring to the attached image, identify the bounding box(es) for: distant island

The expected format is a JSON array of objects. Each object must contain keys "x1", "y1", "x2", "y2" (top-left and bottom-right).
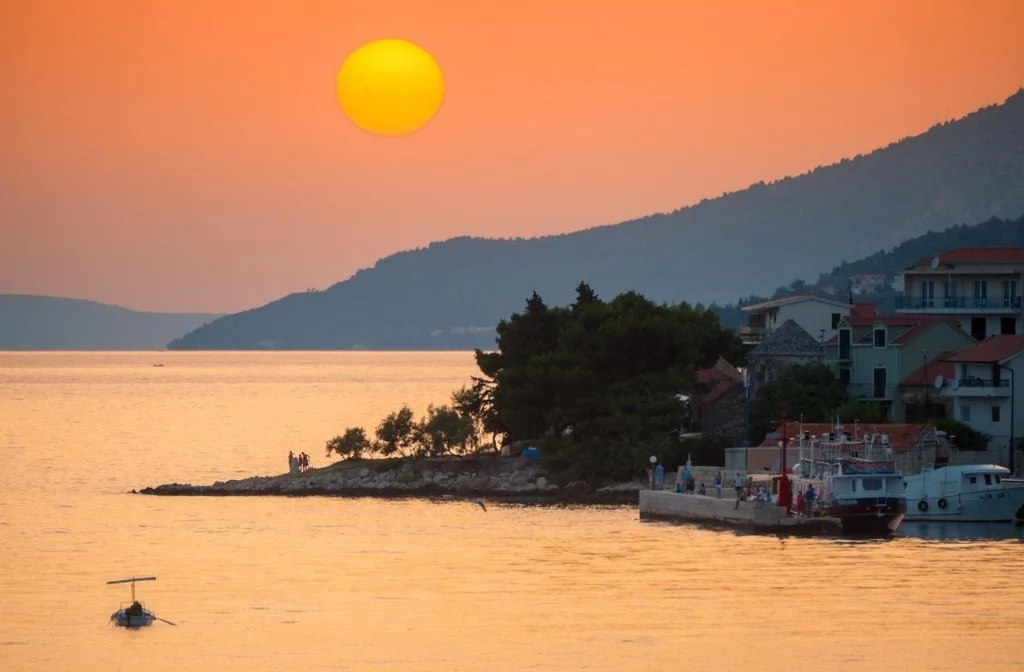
[
  {"x1": 0, "y1": 295, "x2": 222, "y2": 351},
  {"x1": 168, "y1": 89, "x2": 1024, "y2": 350}
]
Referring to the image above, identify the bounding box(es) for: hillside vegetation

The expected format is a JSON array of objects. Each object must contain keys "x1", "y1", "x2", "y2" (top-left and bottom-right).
[
  {"x1": 0, "y1": 295, "x2": 221, "y2": 350},
  {"x1": 169, "y1": 90, "x2": 1024, "y2": 350}
]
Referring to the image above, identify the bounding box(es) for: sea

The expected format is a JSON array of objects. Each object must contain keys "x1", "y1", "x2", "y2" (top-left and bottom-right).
[{"x1": 1, "y1": 351, "x2": 1023, "y2": 672}]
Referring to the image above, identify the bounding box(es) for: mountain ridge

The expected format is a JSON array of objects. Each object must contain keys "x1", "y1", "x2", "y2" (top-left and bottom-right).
[
  {"x1": 163, "y1": 88, "x2": 1024, "y2": 350},
  {"x1": 0, "y1": 294, "x2": 222, "y2": 351}
]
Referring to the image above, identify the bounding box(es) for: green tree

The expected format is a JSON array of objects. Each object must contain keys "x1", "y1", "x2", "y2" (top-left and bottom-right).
[
  {"x1": 413, "y1": 404, "x2": 477, "y2": 457},
  {"x1": 374, "y1": 405, "x2": 418, "y2": 457},
  {"x1": 749, "y1": 364, "x2": 849, "y2": 444},
  {"x1": 450, "y1": 380, "x2": 503, "y2": 449},
  {"x1": 934, "y1": 418, "x2": 991, "y2": 452},
  {"x1": 836, "y1": 400, "x2": 888, "y2": 423},
  {"x1": 325, "y1": 427, "x2": 373, "y2": 460}
]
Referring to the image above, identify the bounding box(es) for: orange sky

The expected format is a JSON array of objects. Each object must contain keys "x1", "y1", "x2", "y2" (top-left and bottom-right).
[{"x1": 1, "y1": 0, "x2": 1022, "y2": 313}]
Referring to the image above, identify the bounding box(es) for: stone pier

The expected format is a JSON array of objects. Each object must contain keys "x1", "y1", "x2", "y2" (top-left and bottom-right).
[{"x1": 638, "y1": 489, "x2": 841, "y2": 536}]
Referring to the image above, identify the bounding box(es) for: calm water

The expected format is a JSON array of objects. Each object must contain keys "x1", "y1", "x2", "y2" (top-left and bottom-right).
[{"x1": 1, "y1": 352, "x2": 1023, "y2": 671}]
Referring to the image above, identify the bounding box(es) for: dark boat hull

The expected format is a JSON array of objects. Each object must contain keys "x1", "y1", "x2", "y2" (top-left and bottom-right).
[{"x1": 825, "y1": 498, "x2": 907, "y2": 535}]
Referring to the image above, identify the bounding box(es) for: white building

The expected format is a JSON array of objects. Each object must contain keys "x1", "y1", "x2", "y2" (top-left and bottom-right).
[
  {"x1": 896, "y1": 247, "x2": 1024, "y2": 340},
  {"x1": 942, "y1": 335, "x2": 1024, "y2": 460},
  {"x1": 739, "y1": 294, "x2": 858, "y2": 346}
]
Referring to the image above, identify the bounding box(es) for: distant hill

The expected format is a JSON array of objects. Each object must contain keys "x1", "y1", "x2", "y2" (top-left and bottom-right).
[
  {"x1": 711, "y1": 214, "x2": 1024, "y2": 328},
  {"x1": 0, "y1": 295, "x2": 222, "y2": 350},
  {"x1": 169, "y1": 89, "x2": 1024, "y2": 351}
]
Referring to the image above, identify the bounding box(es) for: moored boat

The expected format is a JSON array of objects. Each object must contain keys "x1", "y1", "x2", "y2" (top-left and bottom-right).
[
  {"x1": 903, "y1": 464, "x2": 1024, "y2": 523},
  {"x1": 111, "y1": 601, "x2": 156, "y2": 628},
  {"x1": 789, "y1": 426, "x2": 907, "y2": 535},
  {"x1": 107, "y1": 576, "x2": 174, "y2": 628}
]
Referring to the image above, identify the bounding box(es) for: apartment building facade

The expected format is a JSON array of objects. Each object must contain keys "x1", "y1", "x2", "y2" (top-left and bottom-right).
[{"x1": 895, "y1": 247, "x2": 1024, "y2": 340}]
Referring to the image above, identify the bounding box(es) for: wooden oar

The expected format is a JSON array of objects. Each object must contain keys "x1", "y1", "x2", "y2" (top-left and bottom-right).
[{"x1": 154, "y1": 616, "x2": 177, "y2": 626}]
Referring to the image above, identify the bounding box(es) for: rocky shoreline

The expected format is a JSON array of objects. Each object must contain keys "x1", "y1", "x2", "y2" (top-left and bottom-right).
[{"x1": 136, "y1": 456, "x2": 643, "y2": 505}]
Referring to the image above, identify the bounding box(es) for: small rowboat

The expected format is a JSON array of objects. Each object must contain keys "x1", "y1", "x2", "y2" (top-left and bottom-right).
[{"x1": 107, "y1": 576, "x2": 175, "y2": 628}]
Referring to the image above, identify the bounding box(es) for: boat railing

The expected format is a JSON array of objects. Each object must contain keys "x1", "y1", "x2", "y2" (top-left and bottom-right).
[{"x1": 796, "y1": 436, "x2": 896, "y2": 465}]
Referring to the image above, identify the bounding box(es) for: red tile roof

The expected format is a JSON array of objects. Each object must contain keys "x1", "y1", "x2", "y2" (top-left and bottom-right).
[
  {"x1": 826, "y1": 315, "x2": 958, "y2": 344},
  {"x1": 703, "y1": 379, "x2": 740, "y2": 404},
  {"x1": 741, "y1": 293, "x2": 850, "y2": 312},
  {"x1": 843, "y1": 314, "x2": 951, "y2": 329},
  {"x1": 696, "y1": 358, "x2": 741, "y2": 405},
  {"x1": 890, "y1": 318, "x2": 961, "y2": 345},
  {"x1": 910, "y1": 247, "x2": 1024, "y2": 268},
  {"x1": 760, "y1": 422, "x2": 925, "y2": 454},
  {"x1": 900, "y1": 351, "x2": 957, "y2": 387},
  {"x1": 945, "y1": 335, "x2": 1024, "y2": 363},
  {"x1": 850, "y1": 303, "x2": 877, "y2": 318}
]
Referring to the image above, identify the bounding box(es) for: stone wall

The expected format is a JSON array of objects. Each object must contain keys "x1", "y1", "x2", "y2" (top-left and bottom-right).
[
  {"x1": 639, "y1": 490, "x2": 840, "y2": 534},
  {"x1": 747, "y1": 352, "x2": 823, "y2": 399},
  {"x1": 699, "y1": 384, "x2": 746, "y2": 444}
]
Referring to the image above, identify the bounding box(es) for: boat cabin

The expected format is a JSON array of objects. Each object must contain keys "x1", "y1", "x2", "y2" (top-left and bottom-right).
[
  {"x1": 915, "y1": 464, "x2": 1010, "y2": 494},
  {"x1": 791, "y1": 458, "x2": 903, "y2": 502}
]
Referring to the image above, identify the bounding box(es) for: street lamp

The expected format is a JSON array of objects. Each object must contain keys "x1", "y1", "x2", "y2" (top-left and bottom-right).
[{"x1": 649, "y1": 455, "x2": 658, "y2": 490}]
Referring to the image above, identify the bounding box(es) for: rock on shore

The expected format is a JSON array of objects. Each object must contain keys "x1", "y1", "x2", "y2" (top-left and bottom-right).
[{"x1": 137, "y1": 456, "x2": 643, "y2": 504}]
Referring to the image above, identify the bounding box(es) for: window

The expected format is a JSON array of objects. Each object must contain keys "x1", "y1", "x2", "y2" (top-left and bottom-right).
[
  {"x1": 838, "y1": 329, "x2": 851, "y2": 360},
  {"x1": 831, "y1": 313, "x2": 841, "y2": 329},
  {"x1": 992, "y1": 406, "x2": 1001, "y2": 423},
  {"x1": 974, "y1": 280, "x2": 988, "y2": 307},
  {"x1": 961, "y1": 403, "x2": 971, "y2": 422},
  {"x1": 1004, "y1": 280, "x2": 1018, "y2": 308},
  {"x1": 969, "y1": 476, "x2": 977, "y2": 484},
  {"x1": 861, "y1": 478, "x2": 883, "y2": 491},
  {"x1": 1001, "y1": 317, "x2": 1017, "y2": 335},
  {"x1": 943, "y1": 280, "x2": 957, "y2": 307},
  {"x1": 873, "y1": 328, "x2": 886, "y2": 347},
  {"x1": 839, "y1": 368, "x2": 851, "y2": 385},
  {"x1": 873, "y1": 367, "x2": 887, "y2": 398},
  {"x1": 985, "y1": 474, "x2": 992, "y2": 486},
  {"x1": 996, "y1": 475, "x2": 1002, "y2": 484},
  {"x1": 921, "y1": 280, "x2": 934, "y2": 308}
]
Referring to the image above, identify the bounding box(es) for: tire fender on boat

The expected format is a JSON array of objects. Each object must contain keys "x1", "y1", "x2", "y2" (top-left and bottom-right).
[
  {"x1": 937, "y1": 498, "x2": 948, "y2": 509},
  {"x1": 917, "y1": 500, "x2": 928, "y2": 512}
]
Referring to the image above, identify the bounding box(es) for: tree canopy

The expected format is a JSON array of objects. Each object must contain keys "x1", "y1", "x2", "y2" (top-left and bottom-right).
[
  {"x1": 324, "y1": 283, "x2": 742, "y2": 484},
  {"x1": 470, "y1": 283, "x2": 741, "y2": 483},
  {"x1": 748, "y1": 364, "x2": 850, "y2": 443}
]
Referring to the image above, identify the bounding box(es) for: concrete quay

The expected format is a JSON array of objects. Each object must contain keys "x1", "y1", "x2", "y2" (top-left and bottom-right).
[{"x1": 639, "y1": 489, "x2": 842, "y2": 536}]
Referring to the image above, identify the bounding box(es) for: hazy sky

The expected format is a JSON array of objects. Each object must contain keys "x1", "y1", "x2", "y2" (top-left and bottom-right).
[{"x1": 2, "y1": 0, "x2": 1022, "y2": 313}]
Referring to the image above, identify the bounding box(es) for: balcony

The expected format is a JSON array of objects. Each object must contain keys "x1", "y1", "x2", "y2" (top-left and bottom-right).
[
  {"x1": 845, "y1": 383, "x2": 901, "y2": 401},
  {"x1": 739, "y1": 325, "x2": 765, "y2": 345},
  {"x1": 938, "y1": 377, "x2": 1012, "y2": 398},
  {"x1": 895, "y1": 294, "x2": 1022, "y2": 312}
]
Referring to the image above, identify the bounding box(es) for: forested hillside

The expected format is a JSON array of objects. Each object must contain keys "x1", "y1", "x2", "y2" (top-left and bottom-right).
[{"x1": 169, "y1": 90, "x2": 1024, "y2": 350}]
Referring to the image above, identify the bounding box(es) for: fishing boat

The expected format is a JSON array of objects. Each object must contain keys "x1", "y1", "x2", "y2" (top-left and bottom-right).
[
  {"x1": 108, "y1": 576, "x2": 174, "y2": 628},
  {"x1": 789, "y1": 425, "x2": 907, "y2": 535},
  {"x1": 903, "y1": 464, "x2": 1024, "y2": 523}
]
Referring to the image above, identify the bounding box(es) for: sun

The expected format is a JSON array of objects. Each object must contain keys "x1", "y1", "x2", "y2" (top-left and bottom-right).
[{"x1": 336, "y1": 39, "x2": 445, "y2": 137}]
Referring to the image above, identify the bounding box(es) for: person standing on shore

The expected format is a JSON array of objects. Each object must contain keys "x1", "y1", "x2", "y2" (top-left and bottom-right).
[{"x1": 714, "y1": 474, "x2": 723, "y2": 498}]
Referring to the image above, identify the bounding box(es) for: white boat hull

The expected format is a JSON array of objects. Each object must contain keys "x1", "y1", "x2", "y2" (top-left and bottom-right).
[{"x1": 904, "y1": 466, "x2": 1024, "y2": 523}]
